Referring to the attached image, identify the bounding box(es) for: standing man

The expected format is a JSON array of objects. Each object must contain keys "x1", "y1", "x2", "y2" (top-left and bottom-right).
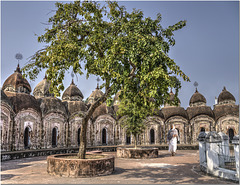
[{"x1": 167, "y1": 124, "x2": 178, "y2": 156}]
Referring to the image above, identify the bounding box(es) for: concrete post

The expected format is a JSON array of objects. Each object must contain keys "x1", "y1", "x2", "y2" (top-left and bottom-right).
[
  {"x1": 197, "y1": 132, "x2": 207, "y2": 165},
  {"x1": 218, "y1": 132, "x2": 230, "y2": 166},
  {"x1": 232, "y1": 135, "x2": 239, "y2": 178},
  {"x1": 218, "y1": 132, "x2": 230, "y2": 155},
  {"x1": 205, "y1": 131, "x2": 221, "y2": 172}
]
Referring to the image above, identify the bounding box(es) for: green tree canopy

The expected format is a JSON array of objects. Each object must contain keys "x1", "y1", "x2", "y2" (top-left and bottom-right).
[{"x1": 23, "y1": 0, "x2": 189, "y2": 158}]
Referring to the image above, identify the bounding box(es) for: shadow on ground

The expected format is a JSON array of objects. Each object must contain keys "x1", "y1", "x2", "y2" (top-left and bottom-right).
[
  {"x1": 1, "y1": 156, "x2": 46, "y2": 172},
  {"x1": 1, "y1": 164, "x2": 31, "y2": 172},
  {"x1": 158, "y1": 153, "x2": 184, "y2": 158},
  {"x1": 1, "y1": 174, "x2": 17, "y2": 181},
  {"x1": 113, "y1": 162, "x2": 235, "y2": 184}
]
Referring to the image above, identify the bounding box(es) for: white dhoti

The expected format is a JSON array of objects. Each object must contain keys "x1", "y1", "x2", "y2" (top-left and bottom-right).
[{"x1": 168, "y1": 137, "x2": 177, "y2": 153}]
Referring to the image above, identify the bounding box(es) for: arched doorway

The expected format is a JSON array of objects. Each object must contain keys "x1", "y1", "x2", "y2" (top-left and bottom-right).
[
  {"x1": 150, "y1": 129, "x2": 155, "y2": 144},
  {"x1": 77, "y1": 128, "x2": 81, "y2": 146},
  {"x1": 24, "y1": 127, "x2": 30, "y2": 149},
  {"x1": 126, "y1": 134, "x2": 131, "y2": 145},
  {"x1": 176, "y1": 128, "x2": 180, "y2": 144},
  {"x1": 102, "y1": 128, "x2": 107, "y2": 145},
  {"x1": 228, "y1": 128, "x2": 234, "y2": 143},
  {"x1": 52, "y1": 127, "x2": 57, "y2": 148},
  {"x1": 200, "y1": 127, "x2": 205, "y2": 132}
]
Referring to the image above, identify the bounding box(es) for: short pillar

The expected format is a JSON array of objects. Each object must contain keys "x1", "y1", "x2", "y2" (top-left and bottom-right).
[
  {"x1": 218, "y1": 132, "x2": 230, "y2": 166},
  {"x1": 205, "y1": 132, "x2": 221, "y2": 171},
  {"x1": 218, "y1": 132, "x2": 230, "y2": 156},
  {"x1": 232, "y1": 135, "x2": 239, "y2": 178},
  {"x1": 197, "y1": 132, "x2": 207, "y2": 165}
]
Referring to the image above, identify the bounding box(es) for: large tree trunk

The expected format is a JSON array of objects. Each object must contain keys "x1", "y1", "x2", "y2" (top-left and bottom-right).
[
  {"x1": 77, "y1": 86, "x2": 111, "y2": 159},
  {"x1": 134, "y1": 134, "x2": 137, "y2": 149},
  {"x1": 78, "y1": 118, "x2": 88, "y2": 159}
]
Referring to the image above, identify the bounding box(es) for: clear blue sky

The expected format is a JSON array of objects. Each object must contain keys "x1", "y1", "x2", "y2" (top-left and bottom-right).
[{"x1": 1, "y1": 1, "x2": 239, "y2": 109}]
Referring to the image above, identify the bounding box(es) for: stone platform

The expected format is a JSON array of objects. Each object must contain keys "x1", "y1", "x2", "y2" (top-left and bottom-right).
[
  {"x1": 117, "y1": 147, "x2": 158, "y2": 158},
  {"x1": 47, "y1": 153, "x2": 114, "y2": 177}
]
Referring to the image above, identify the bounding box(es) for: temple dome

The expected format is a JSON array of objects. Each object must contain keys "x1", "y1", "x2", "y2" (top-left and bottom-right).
[
  {"x1": 113, "y1": 91, "x2": 121, "y2": 116},
  {"x1": 217, "y1": 86, "x2": 236, "y2": 104},
  {"x1": 2, "y1": 64, "x2": 31, "y2": 94},
  {"x1": 161, "y1": 106, "x2": 188, "y2": 121},
  {"x1": 39, "y1": 97, "x2": 67, "y2": 117},
  {"x1": 164, "y1": 90, "x2": 180, "y2": 107},
  {"x1": 153, "y1": 109, "x2": 165, "y2": 119},
  {"x1": 213, "y1": 104, "x2": 239, "y2": 121},
  {"x1": 62, "y1": 80, "x2": 84, "y2": 101},
  {"x1": 186, "y1": 106, "x2": 214, "y2": 120},
  {"x1": 33, "y1": 75, "x2": 53, "y2": 99},
  {"x1": 5, "y1": 91, "x2": 41, "y2": 114},
  {"x1": 88, "y1": 85, "x2": 104, "y2": 104},
  {"x1": 65, "y1": 101, "x2": 87, "y2": 116},
  {"x1": 1, "y1": 90, "x2": 13, "y2": 109},
  {"x1": 189, "y1": 88, "x2": 206, "y2": 107},
  {"x1": 92, "y1": 103, "x2": 114, "y2": 121},
  {"x1": 113, "y1": 91, "x2": 121, "y2": 106}
]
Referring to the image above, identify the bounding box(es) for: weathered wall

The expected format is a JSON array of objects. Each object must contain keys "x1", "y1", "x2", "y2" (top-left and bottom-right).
[
  {"x1": 43, "y1": 113, "x2": 67, "y2": 149},
  {"x1": 190, "y1": 115, "x2": 214, "y2": 144}
]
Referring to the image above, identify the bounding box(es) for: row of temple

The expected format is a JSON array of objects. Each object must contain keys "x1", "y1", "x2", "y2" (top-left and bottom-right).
[{"x1": 0, "y1": 64, "x2": 239, "y2": 151}]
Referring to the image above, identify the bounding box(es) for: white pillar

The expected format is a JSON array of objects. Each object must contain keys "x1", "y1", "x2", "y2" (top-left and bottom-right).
[
  {"x1": 218, "y1": 132, "x2": 230, "y2": 166},
  {"x1": 232, "y1": 135, "x2": 239, "y2": 178},
  {"x1": 219, "y1": 132, "x2": 230, "y2": 156},
  {"x1": 205, "y1": 132, "x2": 221, "y2": 171},
  {"x1": 197, "y1": 132, "x2": 207, "y2": 165}
]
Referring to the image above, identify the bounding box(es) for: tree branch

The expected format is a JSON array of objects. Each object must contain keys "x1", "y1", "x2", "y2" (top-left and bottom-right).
[
  {"x1": 84, "y1": 86, "x2": 112, "y2": 122},
  {"x1": 48, "y1": 19, "x2": 87, "y2": 34},
  {"x1": 129, "y1": 60, "x2": 136, "y2": 78}
]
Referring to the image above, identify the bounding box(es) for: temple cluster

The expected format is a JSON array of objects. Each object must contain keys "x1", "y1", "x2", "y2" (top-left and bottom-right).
[{"x1": 1, "y1": 65, "x2": 239, "y2": 151}]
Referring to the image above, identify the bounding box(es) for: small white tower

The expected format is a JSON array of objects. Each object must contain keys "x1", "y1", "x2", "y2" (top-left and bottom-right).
[{"x1": 215, "y1": 96, "x2": 218, "y2": 105}]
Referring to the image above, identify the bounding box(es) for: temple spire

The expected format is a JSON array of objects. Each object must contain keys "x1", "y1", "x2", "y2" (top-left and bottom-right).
[
  {"x1": 96, "y1": 77, "x2": 100, "y2": 89},
  {"x1": 193, "y1": 81, "x2": 198, "y2": 92},
  {"x1": 71, "y1": 78, "x2": 75, "y2": 85},
  {"x1": 70, "y1": 70, "x2": 75, "y2": 85},
  {"x1": 15, "y1": 63, "x2": 21, "y2": 73},
  {"x1": 15, "y1": 53, "x2": 23, "y2": 73}
]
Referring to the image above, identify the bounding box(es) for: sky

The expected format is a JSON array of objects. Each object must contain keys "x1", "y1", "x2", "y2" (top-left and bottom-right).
[{"x1": 1, "y1": 1, "x2": 239, "y2": 109}]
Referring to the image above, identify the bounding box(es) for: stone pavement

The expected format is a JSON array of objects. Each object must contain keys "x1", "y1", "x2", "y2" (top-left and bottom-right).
[{"x1": 1, "y1": 150, "x2": 236, "y2": 184}]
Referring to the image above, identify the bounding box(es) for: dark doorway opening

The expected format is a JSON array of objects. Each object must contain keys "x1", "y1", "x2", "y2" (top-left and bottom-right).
[
  {"x1": 102, "y1": 128, "x2": 107, "y2": 145},
  {"x1": 77, "y1": 128, "x2": 81, "y2": 146},
  {"x1": 200, "y1": 127, "x2": 205, "y2": 132},
  {"x1": 228, "y1": 128, "x2": 234, "y2": 143},
  {"x1": 52, "y1": 127, "x2": 57, "y2": 148},
  {"x1": 126, "y1": 134, "x2": 131, "y2": 145},
  {"x1": 24, "y1": 127, "x2": 30, "y2": 149},
  {"x1": 150, "y1": 129, "x2": 155, "y2": 144}
]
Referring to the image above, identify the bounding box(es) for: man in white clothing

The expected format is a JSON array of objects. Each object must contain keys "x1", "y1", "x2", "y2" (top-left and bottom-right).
[{"x1": 167, "y1": 124, "x2": 178, "y2": 156}]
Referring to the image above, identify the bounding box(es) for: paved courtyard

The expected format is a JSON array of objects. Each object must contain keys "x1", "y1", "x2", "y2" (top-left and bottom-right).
[{"x1": 1, "y1": 150, "x2": 236, "y2": 184}]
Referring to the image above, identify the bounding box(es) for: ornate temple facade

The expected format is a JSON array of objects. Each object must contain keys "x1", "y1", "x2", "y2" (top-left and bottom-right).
[{"x1": 1, "y1": 65, "x2": 239, "y2": 151}]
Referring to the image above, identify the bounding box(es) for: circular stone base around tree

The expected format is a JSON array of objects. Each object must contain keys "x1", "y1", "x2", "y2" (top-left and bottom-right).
[
  {"x1": 47, "y1": 153, "x2": 114, "y2": 178},
  {"x1": 116, "y1": 147, "x2": 158, "y2": 159}
]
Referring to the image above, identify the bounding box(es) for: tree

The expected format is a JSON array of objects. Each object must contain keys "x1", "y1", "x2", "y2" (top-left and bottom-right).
[
  {"x1": 118, "y1": 104, "x2": 149, "y2": 149},
  {"x1": 23, "y1": 0, "x2": 189, "y2": 159}
]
